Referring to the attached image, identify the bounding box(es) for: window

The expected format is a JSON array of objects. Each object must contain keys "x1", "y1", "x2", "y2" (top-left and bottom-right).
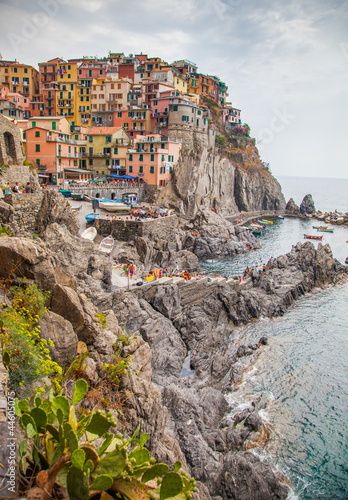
[
  {"x1": 52, "y1": 122, "x2": 56, "y2": 130},
  {"x1": 75, "y1": 134, "x2": 78, "y2": 140},
  {"x1": 74, "y1": 160, "x2": 77, "y2": 166},
  {"x1": 89, "y1": 158, "x2": 93, "y2": 165},
  {"x1": 32, "y1": 121, "x2": 36, "y2": 127},
  {"x1": 129, "y1": 154, "x2": 133, "y2": 161},
  {"x1": 35, "y1": 144, "x2": 40, "y2": 152},
  {"x1": 114, "y1": 147, "x2": 118, "y2": 154},
  {"x1": 14, "y1": 67, "x2": 17, "y2": 73},
  {"x1": 173, "y1": 105, "x2": 178, "y2": 111},
  {"x1": 35, "y1": 131, "x2": 40, "y2": 137},
  {"x1": 129, "y1": 165, "x2": 133, "y2": 172},
  {"x1": 161, "y1": 143, "x2": 165, "y2": 149},
  {"x1": 36, "y1": 159, "x2": 40, "y2": 168},
  {"x1": 139, "y1": 166, "x2": 143, "y2": 173},
  {"x1": 169, "y1": 167, "x2": 173, "y2": 174},
  {"x1": 68, "y1": 74, "x2": 71, "y2": 79},
  {"x1": 105, "y1": 135, "x2": 111, "y2": 143},
  {"x1": 24, "y1": 67, "x2": 28, "y2": 73},
  {"x1": 89, "y1": 136, "x2": 93, "y2": 142},
  {"x1": 161, "y1": 155, "x2": 165, "y2": 161},
  {"x1": 150, "y1": 166, "x2": 154, "y2": 173},
  {"x1": 139, "y1": 153, "x2": 143, "y2": 161},
  {"x1": 123, "y1": 123, "x2": 128, "y2": 130},
  {"x1": 117, "y1": 112, "x2": 122, "y2": 117},
  {"x1": 150, "y1": 154, "x2": 154, "y2": 162}
]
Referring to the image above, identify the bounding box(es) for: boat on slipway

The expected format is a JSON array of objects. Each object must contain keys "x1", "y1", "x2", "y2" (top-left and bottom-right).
[
  {"x1": 99, "y1": 201, "x2": 131, "y2": 212},
  {"x1": 81, "y1": 227, "x2": 97, "y2": 241},
  {"x1": 98, "y1": 235, "x2": 114, "y2": 254},
  {"x1": 304, "y1": 234, "x2": 323, "y2": 240},
  {"x1": 85, "y1": 213, "x2": 100, "y2": 222}
]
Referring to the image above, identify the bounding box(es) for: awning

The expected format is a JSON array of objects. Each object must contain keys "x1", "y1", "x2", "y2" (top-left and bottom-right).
[
  {"x1": 106, "y1": 174, "x2": 123, "y2": 179},
  {"x1": 121, "y1": 174, "x2": 138, "y2": 180}
]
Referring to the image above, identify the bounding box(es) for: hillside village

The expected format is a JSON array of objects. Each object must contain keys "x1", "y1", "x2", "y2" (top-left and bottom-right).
[{"x1": 0, "y1": 53, "x2": 243, "y2": 187}]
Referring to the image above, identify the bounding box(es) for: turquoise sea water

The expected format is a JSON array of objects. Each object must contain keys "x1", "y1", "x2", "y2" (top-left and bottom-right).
[{"x1": 201, "y1": 176, "x2": 348, "y2": 499}]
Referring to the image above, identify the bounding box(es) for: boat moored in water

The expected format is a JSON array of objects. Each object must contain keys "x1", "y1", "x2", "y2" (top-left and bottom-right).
[{"x1": 304, "y1": 234, "x2": 323, "y2": 240}]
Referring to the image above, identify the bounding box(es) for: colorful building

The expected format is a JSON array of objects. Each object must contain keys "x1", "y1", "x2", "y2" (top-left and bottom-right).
[
  {"x1": 222, "y1": 105, "x2": 241, "y2": 128},
  {"x1": 0, "y1": 60, "x2": 39, "y2": 101},
  {"x1": 112, "y1": 108, "x2": 152, "y2": 138},
  {"x1": 26, "y1": 117, "x2": 87, "y2": 184},
  {"x1": 126, "y1": 133, "x2": 181, "y2": 187},
  {"x1": 85, "y1": 126, "x2": 130, "y2": 177}
]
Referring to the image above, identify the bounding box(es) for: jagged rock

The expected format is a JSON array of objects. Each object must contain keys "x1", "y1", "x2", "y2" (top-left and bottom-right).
[
  {"x1": 0, "y1": 199, "x2": 14, "y2": 225},
  {"x1": 0, "y1": 236, "x2": 57, "y2": 291},
  {"x1": 50, "y1": 285, "x2": 102, "y2": 344},
  {"x1": 285, "y1": 197, "x2": 300, "y2": 214},
  {"x1": 300, "y1": 194, "x2": 316, "y2": 215},
  {"x1": 39, "y1": 311, "x2": 78, "y2": 368},
  {"x1": 35, "y1": 189, "x2": 80, "y2": 235},
  {"x1": 218, "y1": 451, "x2": 288, "y2": 499}
]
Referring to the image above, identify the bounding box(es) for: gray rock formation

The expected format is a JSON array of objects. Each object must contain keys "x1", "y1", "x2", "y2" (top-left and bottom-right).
[
  {"x1": 300, "y1": 193, "x2": 316, "y2": 215},
  {"x1": 285, "y1": 197, "x2": 300, "y2": 214},
  {"x1": 39, "y1": 311, "x2": 78, "y2": 367},
  {"x1": 156, "y1": 142, "x2": 286, "y2": 217}
]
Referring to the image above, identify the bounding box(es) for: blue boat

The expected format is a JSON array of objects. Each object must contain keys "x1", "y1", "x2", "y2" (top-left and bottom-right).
[
  {"x1": 85, "y1": 213, "x2": 100, "y2": 222},
  {"x1": 59, "y1": 189, "x2": 71, "y2": 197}
]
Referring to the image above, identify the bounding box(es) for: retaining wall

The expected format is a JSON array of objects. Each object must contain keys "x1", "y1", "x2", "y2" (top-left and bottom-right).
[{"x1": 94, "y1": 214, "x2": 179, "y2": 242}]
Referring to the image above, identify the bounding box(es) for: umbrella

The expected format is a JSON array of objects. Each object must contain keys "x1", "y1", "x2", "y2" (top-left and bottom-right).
[
  {"x1": 107, "y1": 174, "x2": 122, "y2": 179},
  {"x1": 121, "y1": 174, "x2": 137, "y2": 180}
]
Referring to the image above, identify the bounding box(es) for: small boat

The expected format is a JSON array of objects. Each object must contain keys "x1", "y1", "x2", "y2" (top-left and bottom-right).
[
  {"x1": 85, "y1": 213, "x2": 100, "y2": 222},
  {"x1": 98, "y1": 235, "x2": 114, "y2": 254},
  {"x1": 71, "y1": 193, "x2": 85, "y2": 200},
  {"x1": 278, "y1": 215, "x2": 284, "y2": 220},
  {"x1": 59, "y1": 189, "x2": 71, "y2": 197},
  {"x1": 70, "y1": 204, "x2": 82, "y2": 213},
  {"x1": 304, "y1": 234, "x2": 323, "y2": 240},
  {"x1": 318, "y1": 228, "x2": 334, "y2": 233},
  {"x1": 312, "y1": 225, "x2": 328, "y2": 230},
  {"x1": 99, "y1": 201, "x2": 130, "y2": 212},
  {"x1": 262, "y1": 219, "x2": 274, "y2": 225},
  {"x1": 252, "y1": 230, "x2": 262, "y2": 236},
  {"x1": 81, "y1": 227, "x2": 97, "y2": 241},
  {"x1": 257, "y1": 220, "x2": 268, "y2": 225}
]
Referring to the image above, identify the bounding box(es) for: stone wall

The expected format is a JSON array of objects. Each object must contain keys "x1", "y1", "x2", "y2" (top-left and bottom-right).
[
  {"x1": 0, "y1": 115, "x2": 24, "y2": 166},
  {"x1": 95, "y1": 215, "x2": 179, "y2": 241},
  {"x1": 3, "y1": 193, "x2": 44, "y2": 233},
  {"x1": 0, "y1": 165, "x2": 37, "y2": 196}
]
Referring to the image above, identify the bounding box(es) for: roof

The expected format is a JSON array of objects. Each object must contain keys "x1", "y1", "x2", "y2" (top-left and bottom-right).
[{"x1": 88, "y1": 127, "x2": 123, "y2": 135}]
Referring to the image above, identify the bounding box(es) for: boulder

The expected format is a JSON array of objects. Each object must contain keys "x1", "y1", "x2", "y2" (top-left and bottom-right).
[
  {"x1": 300, "y1": 194, "x2": 316, "y2": 215},
  {"x1": 39, "y1": 311, "x2": 78, "y2": 368},
  {"x1": 285, "y1": 197, "x2": 300, "y2": 215}
]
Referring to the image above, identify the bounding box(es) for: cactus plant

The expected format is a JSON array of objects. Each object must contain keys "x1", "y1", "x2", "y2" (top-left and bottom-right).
[{"x1": 16, "y1": 380, "x2": 196, "y2": 499}]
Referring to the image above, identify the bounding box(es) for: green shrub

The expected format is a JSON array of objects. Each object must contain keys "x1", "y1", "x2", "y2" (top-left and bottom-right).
[
  {"x1": 0, "y1": 281, "x2": 61, "y2": 396},
  {"x1": 215, "y1": 135, "x2": 226, "y2": 147},
  {"x1": 0, "y1": 227, "x2": 11, "y2": 237},
  {"x1": 16, "y1": 379, "x2": 197, "y2": 499},
  {"x1": 96, "y1": 312, "x2": 107, "y2": 329},
  {"x1": 103, "y1": 332, "x2": 134, "y2": 387}
]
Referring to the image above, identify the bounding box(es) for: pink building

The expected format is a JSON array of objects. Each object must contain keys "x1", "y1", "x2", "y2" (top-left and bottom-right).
[
  {"x1": 150, "y1": 90, "x2": 194, "y2": 135},
  {"x1": 222, "y1": 105, "x2": 241, "y2": 128},
  {"x1": 126, "y1": 134, "x2": 181, "y2": 187}
]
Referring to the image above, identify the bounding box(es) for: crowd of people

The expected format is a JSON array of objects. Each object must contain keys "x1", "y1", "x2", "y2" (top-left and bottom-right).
[{"x1": 2, "y1": 181, "x2": 34, "y2": 195}]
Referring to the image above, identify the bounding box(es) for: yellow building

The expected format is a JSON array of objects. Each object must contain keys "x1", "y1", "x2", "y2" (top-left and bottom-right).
[
  {"x1": 173, "y1": 73, "x2": 187, "y2": 94},
  {"x1": 56, "y1": 60, "x2": 92, "y2": 128},
  {"x1": 0, "y1": 61, "x2": 39, "y2": 101},
  {"x1": 85, "y1": 126, "x2": 130, "y2": 176}
]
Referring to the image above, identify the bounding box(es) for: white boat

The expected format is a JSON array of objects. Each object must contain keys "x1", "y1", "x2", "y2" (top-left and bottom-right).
[
  {"x1": 81, "y1": 227, "x2": 97, "y2": 241},
  {"x1": 99, "y1": 201, "x2": 130, "y2": 212},
  {"x1": 98, "y1": 235, "x2": 114, "y2": 254}
]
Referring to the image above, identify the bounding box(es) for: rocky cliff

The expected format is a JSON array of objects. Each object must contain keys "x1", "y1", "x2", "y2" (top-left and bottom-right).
[
  {"x1": 156, "y1": 138, "x2": 285, "y2": 218},
  {"x1": 1, "y1": 190, "x2": 346, "y2": 499}
]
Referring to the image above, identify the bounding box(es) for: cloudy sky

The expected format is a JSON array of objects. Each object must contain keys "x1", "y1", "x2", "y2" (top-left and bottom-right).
[{"x1": 0, "y1": 0, "x2": 347, "y2": 179}]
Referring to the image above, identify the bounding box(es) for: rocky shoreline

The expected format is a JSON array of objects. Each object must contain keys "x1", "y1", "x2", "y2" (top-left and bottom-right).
[{"x1": 0, "y1": 188, "x2": 347, "y2": 499}]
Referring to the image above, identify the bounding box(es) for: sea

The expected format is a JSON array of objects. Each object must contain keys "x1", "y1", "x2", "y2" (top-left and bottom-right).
[{"x1": 200, "y1": 176, "x2": 348, "y2": 500}]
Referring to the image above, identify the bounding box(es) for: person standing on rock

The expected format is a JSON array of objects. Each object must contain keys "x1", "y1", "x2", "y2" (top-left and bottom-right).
[
  {"x1": 129, "y1": 263, "x2": 135, "y2": 280},
  {"x1": 25, "y1": 182, "x2": 31, "y2": 194}
]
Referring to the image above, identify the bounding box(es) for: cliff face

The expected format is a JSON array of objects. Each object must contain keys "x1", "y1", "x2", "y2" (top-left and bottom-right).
[{"x1": 158, "y1": 138, "x2": 286, "y2": 218}]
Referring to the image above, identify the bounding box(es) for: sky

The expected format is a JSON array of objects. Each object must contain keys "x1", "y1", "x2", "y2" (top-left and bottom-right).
[{"x1": 0, "y1": 0, "x2": 347, "y2": 179}]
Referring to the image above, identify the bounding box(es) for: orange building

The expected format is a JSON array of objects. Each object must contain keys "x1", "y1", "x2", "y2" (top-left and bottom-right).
[
  {"x1": 26, "y1": 123, "x2": 88, "y2": 185},
  {"x1": 112, "y1": 108, "x2": 152, "y2": 138},
  {"x1": 126, "y1": 134, "x2": 181, "y2": 187}
]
